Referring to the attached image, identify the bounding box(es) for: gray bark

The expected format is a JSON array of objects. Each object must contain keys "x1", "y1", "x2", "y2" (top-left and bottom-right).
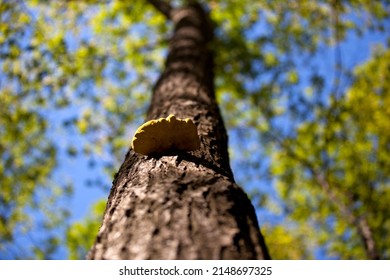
[{"x1": 87, "y1": 2, "x2": 270, "y2": 260}]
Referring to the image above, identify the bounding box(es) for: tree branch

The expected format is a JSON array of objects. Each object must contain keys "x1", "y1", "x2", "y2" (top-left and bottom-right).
[
  {"x1": 314, "y1": 172, "x2": 380, "y2": 259},
  {"x1": 273, "y1": 134, "x2": 381, "y2": 259},
  {"x1": 147, "y1": 0, "x2": 173, "y2": 19}
]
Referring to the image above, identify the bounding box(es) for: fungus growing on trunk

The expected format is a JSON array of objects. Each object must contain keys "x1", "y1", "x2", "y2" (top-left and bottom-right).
[{"x1": 131, "y1": 114, "x2": 200, "y2": 155}]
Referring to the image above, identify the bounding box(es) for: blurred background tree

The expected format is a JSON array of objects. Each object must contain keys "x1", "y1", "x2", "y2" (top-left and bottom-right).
[{"x1": 0, "y1": 0, "x2": 388, "y2": 259}]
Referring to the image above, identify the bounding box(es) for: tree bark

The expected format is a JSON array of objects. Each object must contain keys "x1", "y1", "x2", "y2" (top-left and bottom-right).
[{"x1": 87, "y1": 2, "x2": 270, "y2": 260}]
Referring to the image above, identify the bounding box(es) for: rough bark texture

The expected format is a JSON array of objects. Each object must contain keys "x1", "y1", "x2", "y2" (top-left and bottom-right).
[{"x1": 87, "y1": 2, "x2": 270, "y2": 260}]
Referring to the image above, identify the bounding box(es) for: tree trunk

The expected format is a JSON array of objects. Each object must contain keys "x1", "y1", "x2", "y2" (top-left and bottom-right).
[{"x1": 87, "y1": 2, "x2": 270, "y2": 260}]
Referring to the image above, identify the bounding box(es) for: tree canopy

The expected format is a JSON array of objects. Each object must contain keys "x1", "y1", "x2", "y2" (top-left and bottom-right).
[{"x1": 0, "y1": 0, "x2": 389, "y2": 259}]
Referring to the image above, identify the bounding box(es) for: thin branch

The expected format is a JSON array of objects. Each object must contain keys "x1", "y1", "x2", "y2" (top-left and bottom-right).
[
  {"x1": 147, "y1": 0, "x2": 173, "y2": 19},
  {"x1": 273, "y1": 134, "x2": 380, "y2": 259},
  {"x1": 357, "y1": 217, "x2": 380, "y2": 259},
  {"x1": 314, "y1": 171, "x2": 379, "y2": 259}
]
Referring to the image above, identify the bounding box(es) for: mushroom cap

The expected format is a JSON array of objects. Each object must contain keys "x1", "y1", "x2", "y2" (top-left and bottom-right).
[{"x1": 131, "y1": 114, "x2": 200, "y2": 155}]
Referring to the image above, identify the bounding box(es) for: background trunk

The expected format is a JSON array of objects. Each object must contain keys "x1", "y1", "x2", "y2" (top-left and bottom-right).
[{"x1": 87, "y1": 2, "x2": 270, "y2": 260}]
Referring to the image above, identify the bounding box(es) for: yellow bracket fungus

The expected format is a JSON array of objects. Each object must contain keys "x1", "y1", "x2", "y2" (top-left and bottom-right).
[{"x1": 131, "y1": 114, "x2": 200, "y2": 155}]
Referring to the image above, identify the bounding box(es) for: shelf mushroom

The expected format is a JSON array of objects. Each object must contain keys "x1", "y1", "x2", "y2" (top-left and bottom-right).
[{"x1": 131, "y1": 114, "x2": 200, "y2": 155}]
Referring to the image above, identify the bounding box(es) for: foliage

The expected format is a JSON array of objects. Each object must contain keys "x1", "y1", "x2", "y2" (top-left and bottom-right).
[
  {"x1": 270, "y1": 47, "x2": 390, "y2": 258},
  {"x1": 262, "y1": 223, "x2": 314, "y2": 259},
  {"x1": 66, "y1": 199, "x2": 106, "y2": 260},
  {"x1": 0, "y1": 1, "x2": 73, "y2": 259},
  {"x1": 0, "y1": 0, "x2": 389, "y2": 259}
]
